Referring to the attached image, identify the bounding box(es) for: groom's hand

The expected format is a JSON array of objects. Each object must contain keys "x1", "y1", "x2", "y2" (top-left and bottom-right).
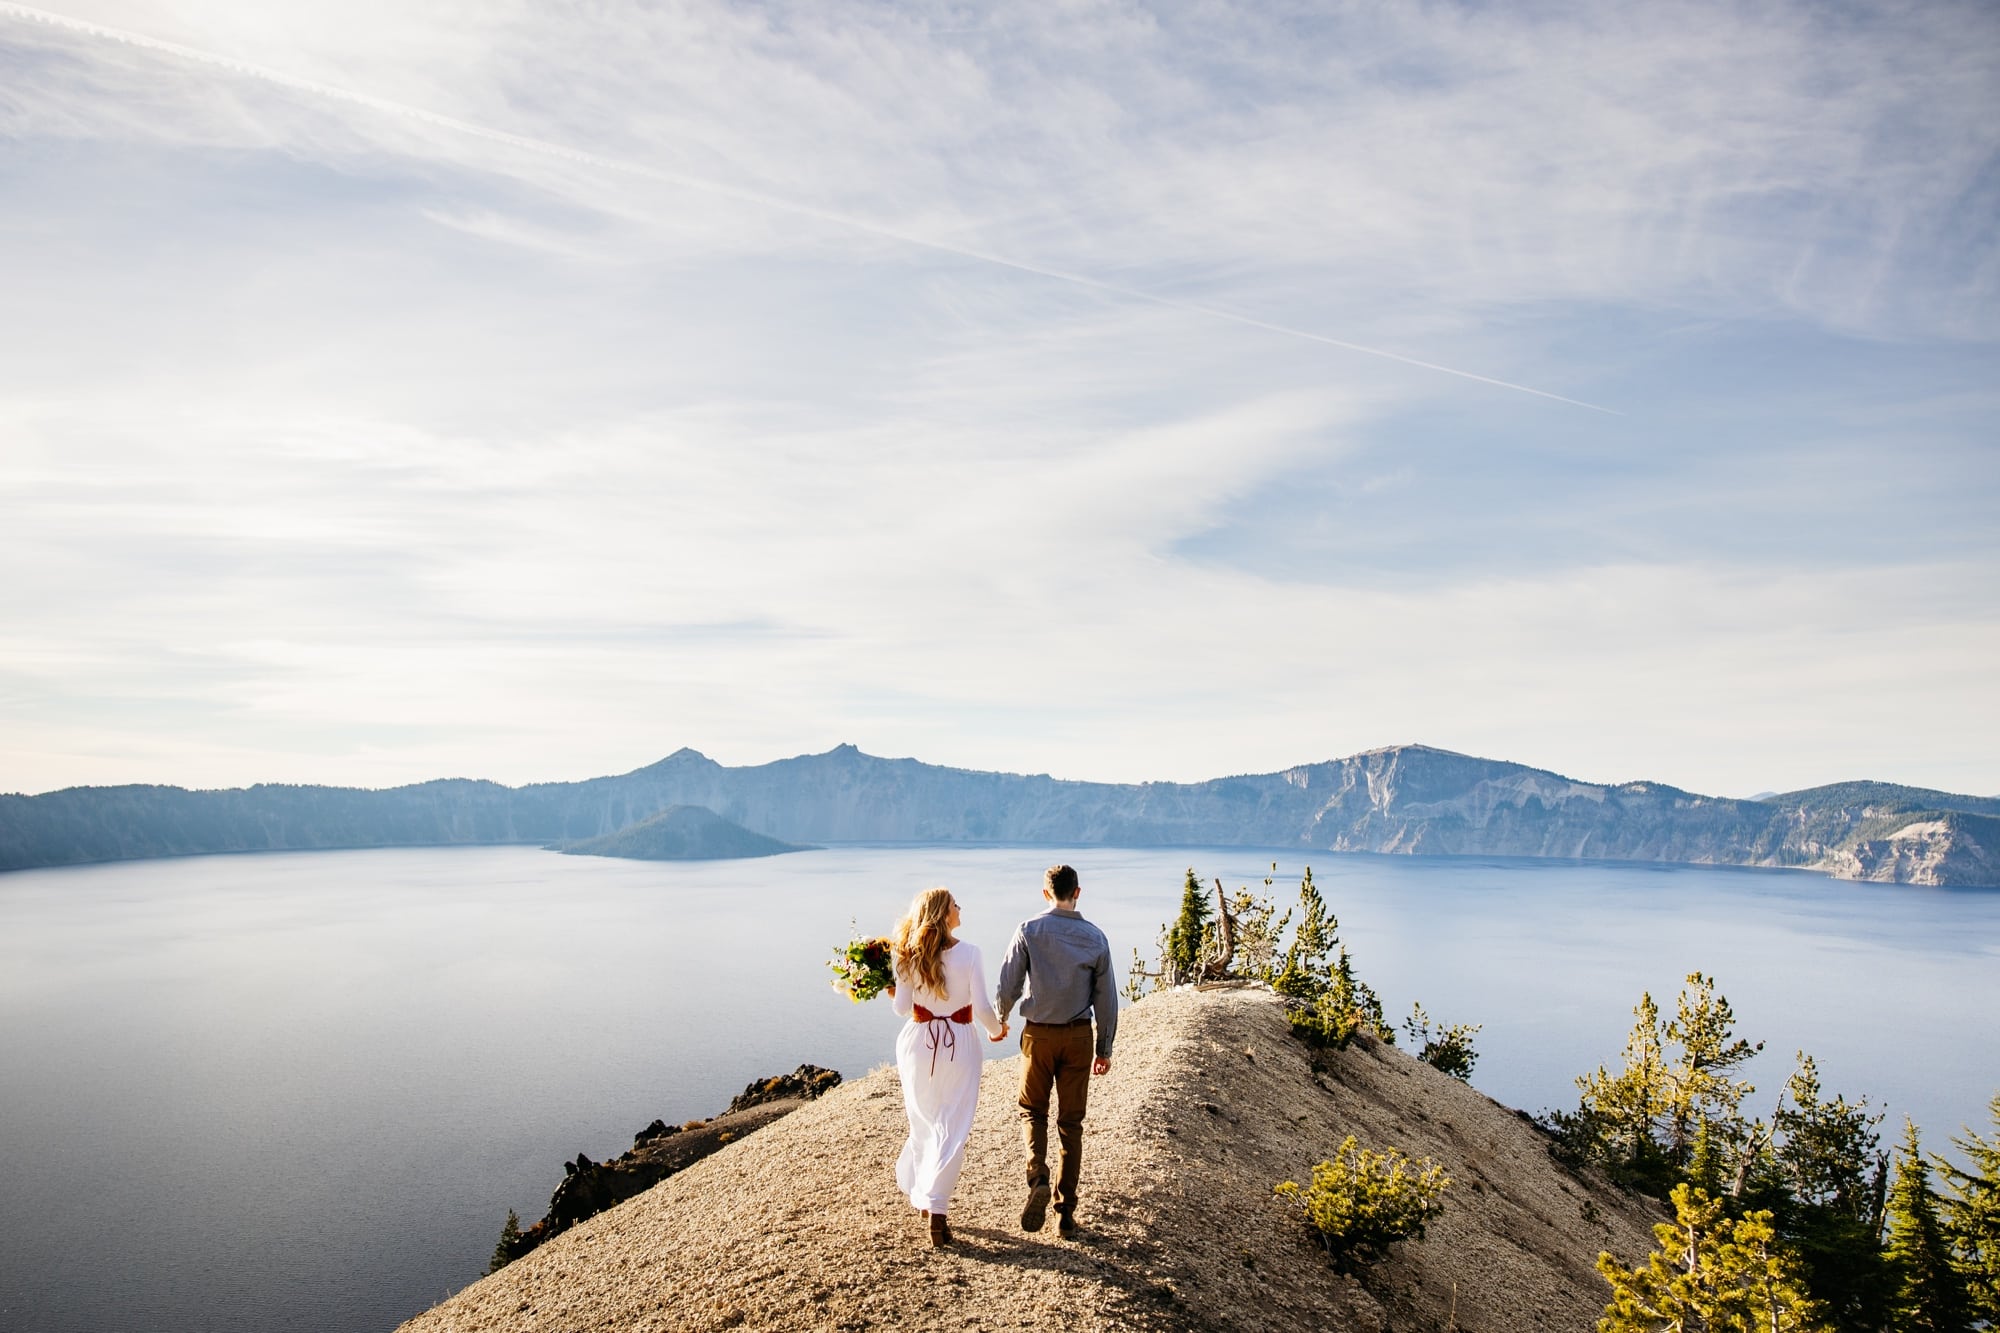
[
  {"x1": 1092, "y1": 1057, "x2": 1111, "y2": 1076},
  {"x1": 991, "y1": 1021, "x2": 1009, "y2": 1042}
]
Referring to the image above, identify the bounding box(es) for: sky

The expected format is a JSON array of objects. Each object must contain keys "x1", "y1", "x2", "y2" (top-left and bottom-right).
[{"x1": 1, "y1": 0, "x2": 1996, "y2": 799}]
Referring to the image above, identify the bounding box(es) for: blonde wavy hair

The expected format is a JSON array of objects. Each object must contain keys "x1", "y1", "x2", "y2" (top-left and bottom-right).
[{"x1": 892, "y1": 887, "x2": 957, "y2": 998}]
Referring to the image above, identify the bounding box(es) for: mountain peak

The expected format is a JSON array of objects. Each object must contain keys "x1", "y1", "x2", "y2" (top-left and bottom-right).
[
  {"x1": 644, "y1": 747, "x2": 716, "y2": 768},
  {"x1": 1354, "y1": 742, "x2": 1486, "y2": 762}
]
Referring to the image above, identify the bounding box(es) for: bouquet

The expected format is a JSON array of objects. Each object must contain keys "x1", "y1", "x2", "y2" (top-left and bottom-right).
[{"x1": 829, "y1": 930, "x2": 896, "y2": 1003}]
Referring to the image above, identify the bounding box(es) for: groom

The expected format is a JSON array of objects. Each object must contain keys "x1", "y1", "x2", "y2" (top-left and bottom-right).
[{"x1": 994, "y1": 864, "x2": 1118, "y2": 1239}]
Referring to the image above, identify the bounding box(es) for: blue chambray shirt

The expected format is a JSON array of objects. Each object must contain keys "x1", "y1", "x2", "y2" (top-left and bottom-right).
[{"x1": 994, "y1": 906, "x2": 1119, "y2": 1059}]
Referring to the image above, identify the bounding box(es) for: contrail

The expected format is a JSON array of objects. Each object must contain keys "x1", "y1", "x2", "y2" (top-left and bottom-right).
[{"x1": 2, "y1": 2, "x2": 1617, "y2": 413}]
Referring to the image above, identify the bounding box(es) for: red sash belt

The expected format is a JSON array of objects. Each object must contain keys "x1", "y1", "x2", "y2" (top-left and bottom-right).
[{"x1": 912, "y1": 1004, "x2": 974, "y2": 1077}]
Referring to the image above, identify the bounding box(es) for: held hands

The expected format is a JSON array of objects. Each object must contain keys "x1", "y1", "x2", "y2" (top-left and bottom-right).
[{"x1": 990, "y1": 1021, "x2": 1010, "y2": 1043}]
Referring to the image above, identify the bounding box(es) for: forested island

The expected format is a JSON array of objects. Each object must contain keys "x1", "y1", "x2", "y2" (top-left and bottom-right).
[{"x1": 3, "y1": 743, "x2": 1995, "y2": 885}]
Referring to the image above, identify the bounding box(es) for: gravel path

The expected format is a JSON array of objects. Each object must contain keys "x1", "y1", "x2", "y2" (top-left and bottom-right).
[{"x1": 399, "y1": 987, "x2": 1659, "y2": 1333}]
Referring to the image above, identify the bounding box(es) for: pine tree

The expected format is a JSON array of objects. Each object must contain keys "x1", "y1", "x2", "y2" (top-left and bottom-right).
[
  {"x1": 1939, "y1": 1093, "x2": 2000, "y2": 1324},
  {"x1": 1662, "y1": 972, "x2": 1762, "y2": 1167},
  {"x1": 1162, "y1": 867, "x2": 1212, "y2": 985},
  {"x1": 1572, "y1": 973, "x2": 1765, "y2": 1195},
  {"x1": 1771, "y1": 1054, "x2": 1890, "y2": 1333},
  {"x1": 1329, "y1": 944, "x2": 1390, "y2": 1043},
  {"x1": 1728, "y1": 1206, "x2": 1836, "y2": 1333},
  {"x1": 1597, "y1": 1184, "x2": 1830, "y2": 1333},
  {"x1": 1882, "y1": 1121, "x2": 1972, "y2": 1332},
  {"x1": 1271, "y1": 866, "x2": 1335, "y2": 1001},
  {"x1": 1576, "y1": 991, "x2": 1671, "y2": 1186},
  {"x1": 1686, "y1": 1113, "x2": 1753, "y2": 1200},
  {"x1": 488, "y1": 1209, "x2": 523, "y2": 1273},
  {"x1": 1774, "y1": 1056, "x2": 1883, "y2": 1221},
  {"x1": 1227, "y1": 880, "x2": 1291, "y2": 982}
]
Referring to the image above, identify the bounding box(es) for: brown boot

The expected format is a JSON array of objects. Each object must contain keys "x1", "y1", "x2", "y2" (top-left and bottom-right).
[
  {"x1": 1021, "y1": 1180, "x2": 1051, "y2": 1233},
  {"x1": 929, "y1": 1213, "x2": 954, "y2": 1247}
]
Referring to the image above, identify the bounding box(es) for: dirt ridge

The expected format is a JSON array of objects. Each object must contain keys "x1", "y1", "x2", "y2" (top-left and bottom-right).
[{"x1": 399, "y1": 988, "x2": 1660, "y2": 1332}]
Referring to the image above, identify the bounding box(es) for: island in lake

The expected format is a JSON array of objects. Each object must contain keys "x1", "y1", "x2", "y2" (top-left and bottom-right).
[{"x1": 557, "y1": 805, "x2": 812, "y2": 861}]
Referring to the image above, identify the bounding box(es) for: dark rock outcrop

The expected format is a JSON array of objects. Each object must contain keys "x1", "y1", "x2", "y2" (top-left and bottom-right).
[
  {"x1": 492, "y1": 1065, "x2": 843, "y2": 1269},
  {"x1": 727, "y1": 1064, "x2": 843, "y2": 1113}
]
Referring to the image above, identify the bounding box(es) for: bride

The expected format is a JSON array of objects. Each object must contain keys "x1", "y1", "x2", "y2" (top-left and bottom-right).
[{"x1": 888, "y1": 887, "x2": 1007, "y2": 1247}]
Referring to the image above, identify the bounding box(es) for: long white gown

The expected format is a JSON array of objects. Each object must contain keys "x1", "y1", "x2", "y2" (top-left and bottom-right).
[{"x1": 891, "y1": 940, "x2": 1004, "y2": 1214}]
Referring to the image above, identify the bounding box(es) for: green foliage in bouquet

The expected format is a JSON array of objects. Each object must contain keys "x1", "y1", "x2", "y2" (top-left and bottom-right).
[
  {"x1": 829, "y1": 931, "x2": 895, "y2": 1002},
  {"x1": 1275, "y1": 1134, "x2": 1450, "y2": 1272}
]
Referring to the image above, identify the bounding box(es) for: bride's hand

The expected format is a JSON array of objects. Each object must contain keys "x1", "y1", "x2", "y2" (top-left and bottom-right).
[{"x1": 990, "y1": 1021, "x2": 1009, "y2": 1043}]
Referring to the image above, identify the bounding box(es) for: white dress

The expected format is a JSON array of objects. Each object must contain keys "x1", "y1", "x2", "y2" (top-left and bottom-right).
[{"x1": 890, "y1": 940, "x2": 1004, "y2": 1214}]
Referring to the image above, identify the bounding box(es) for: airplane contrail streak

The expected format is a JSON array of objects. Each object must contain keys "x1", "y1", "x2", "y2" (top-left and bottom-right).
[{"x1": 2, "y1": 2, "x2": 1618, "y2": 414}]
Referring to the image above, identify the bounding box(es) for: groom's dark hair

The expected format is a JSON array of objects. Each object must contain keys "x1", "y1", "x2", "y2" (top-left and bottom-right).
[{"x1": 1045, "y1": 864, "x2": 1079, "y2": 901}]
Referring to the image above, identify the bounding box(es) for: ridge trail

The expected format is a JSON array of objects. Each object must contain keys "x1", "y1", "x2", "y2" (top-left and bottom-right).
[{"x1": 399, "y1": 988, "x2": 1660, "y2": 1332}]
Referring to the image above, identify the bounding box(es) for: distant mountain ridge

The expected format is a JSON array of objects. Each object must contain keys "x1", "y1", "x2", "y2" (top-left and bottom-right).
[{"x1": 2, "y1": 743, "x2": 1994, "y2": 886}]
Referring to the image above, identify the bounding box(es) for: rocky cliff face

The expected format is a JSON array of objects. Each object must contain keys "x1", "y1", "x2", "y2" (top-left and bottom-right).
[
  {"x1": 1819, "y1": 812, "x2": 1999, "y2": 886},
  {"x1": 1761, "y1": 784, "x2": 2000, "y2": 886},
  {"x1": 5, "y1": 744, "x2": 1995, "y2": 887},
  {"x1": 1272, "y1": 748, "x2": 1776, "y2": 865}
]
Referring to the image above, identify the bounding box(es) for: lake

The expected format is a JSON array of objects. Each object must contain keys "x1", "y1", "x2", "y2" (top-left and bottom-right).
[{"x1": 2, "y1": 844, "x2": 1996, "y2": 1332}]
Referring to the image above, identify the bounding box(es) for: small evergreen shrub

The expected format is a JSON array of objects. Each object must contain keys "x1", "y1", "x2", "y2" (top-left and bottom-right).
[
  {"x1": 1286, "y1": 954, "x2": 1392, "y2": 1048},
  {"x1": 488, "y1": 1209, "x2": 523, "y2": 1274},
  {"x1": 1275, "y1": 1134, "x2": 1450, "y2": 1271},
  {"x1": 1404, "y1": 1003, "x2": 1482, "y2": 1082},
  {"x1": 1227, "y1": 868, "x2": 1291, "y2": 981},
  {"x1": 1289, "y1": 988, "x2": 1362, "y2": 1048}
]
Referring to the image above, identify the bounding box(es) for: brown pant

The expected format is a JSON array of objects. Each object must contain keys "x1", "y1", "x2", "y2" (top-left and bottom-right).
[{"x1": 1018, "y1": 1021, "x2": 1093, "y2": 1215}]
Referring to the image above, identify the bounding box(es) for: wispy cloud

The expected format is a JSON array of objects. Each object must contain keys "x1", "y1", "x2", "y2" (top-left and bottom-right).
[
  {"x1": 1, "y1": 0, "x2": 1996, "y2": 798},
  {"x1": 0, "y1": 1, "x2": 1623, "y2": 408}
]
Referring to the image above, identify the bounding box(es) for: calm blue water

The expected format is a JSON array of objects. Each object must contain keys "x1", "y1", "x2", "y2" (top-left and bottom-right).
[{"x1": 1, "y1": 845, "x2": 1995, "y2": 1333}]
